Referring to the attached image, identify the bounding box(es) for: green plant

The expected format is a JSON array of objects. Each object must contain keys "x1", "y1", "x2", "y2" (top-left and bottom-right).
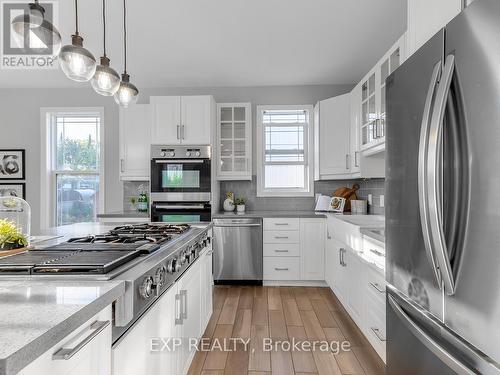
[
  {"x1": 234, "y1": 197, "x2": 245, "y2": 205},
  {"x1": 225, "y1": 192, "x2": 234, "y2": 200},
  {"x1": 0, "y1": 219, "x2": 28, "y2": 250}
]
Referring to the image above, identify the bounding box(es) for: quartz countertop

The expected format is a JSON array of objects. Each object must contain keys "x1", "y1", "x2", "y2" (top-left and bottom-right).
[
  {"x1": 213, "y1": 210, "x2": 328, "y2": 218},
  {"x1": 97, "y1": 210, "x2": 149, "y2": 218},
  {"x1": 0, "y1": 280, "x2": 125, "y2": 375}
]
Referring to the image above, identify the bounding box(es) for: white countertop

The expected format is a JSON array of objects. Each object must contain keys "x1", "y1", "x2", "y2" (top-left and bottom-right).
[{"x1": 0, "y1": 280, "x2": 125, "y2": 375}]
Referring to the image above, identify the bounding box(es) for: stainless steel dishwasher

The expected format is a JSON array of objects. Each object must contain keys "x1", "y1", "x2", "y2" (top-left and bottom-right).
[{"x1": 213, "y1": 218, "x2": 263, "y2": 283}]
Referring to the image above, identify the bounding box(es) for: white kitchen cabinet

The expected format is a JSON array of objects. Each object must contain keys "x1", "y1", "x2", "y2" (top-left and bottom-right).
[
  {"x1": 345, "y1": 249, "x2": 365, "y2": 323},
  {"x1": 358, "y1": 35, "x2": 406, "y2": 156},
  {"x1": 216, "y1": 103, "x2": 252, "y2": 180},
  {"x1": 299, "y1": 218, "x2": 325, "y2": 280},
  {"x1": 407, "y1": 0, "x2": 462, "y2": 57},
  {"x1": 314, "y1": 94, "x2": 352, "y2": 180},
  {"x1": 20, "y1": 306, "x2": 112, "y2": 375},
  {"x1": 328, "y1": 237, "x2": 348, "y2": 303},
  {"x1": 151, "y1": 95, "x2": 215, "y2": 145},
  {"x1": 200, "y1": 246, "x2": 214, "y2": 330},
  {"x1": 176, "y1": 259, "x2": 202, "y2": 375},
  {"x1": 112, "y1": 287, "x2": 177, "y2": 375},
  {"x1": 119, "y1": 104, "x2": 152, "y2": 180}
]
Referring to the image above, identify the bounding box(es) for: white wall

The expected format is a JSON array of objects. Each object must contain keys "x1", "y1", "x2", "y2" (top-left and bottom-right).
[{"x1": 0, "y1": 84, "x2": 352, "y2": 233}]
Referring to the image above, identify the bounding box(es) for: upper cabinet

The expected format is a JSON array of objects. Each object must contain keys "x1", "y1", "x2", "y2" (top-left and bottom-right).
[
  {"x1": 407, "y1": 0, "x2": 462, "y2": 57},
  {"x1": 151, "y1": 95, "x2": 215, "y2": 145},
  {"x1": 314, "y1": 94, "x2": 352, "y2": 180},
  {"x1": 357, "y1": 35, "x2": 406, "y2": 156},
  {"x1": 119, "y1": 104, "x2": 152, "y2": 181},
  {"x1": 216, "y1": 103, "x2": 252, "y2": 180}
]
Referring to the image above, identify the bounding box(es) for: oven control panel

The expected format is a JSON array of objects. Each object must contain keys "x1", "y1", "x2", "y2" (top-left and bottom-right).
[{"x1": 151, "y1": 145, "x2": 211, "y2": 159}]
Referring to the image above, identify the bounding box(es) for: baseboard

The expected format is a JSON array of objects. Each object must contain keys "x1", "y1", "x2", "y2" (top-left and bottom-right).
[
  {"x1": 263, "y1": 280, "x2": 328, "y2": 287},
  {"x1": 214, "y1": 280, "x2": 263, "y2": 286}
]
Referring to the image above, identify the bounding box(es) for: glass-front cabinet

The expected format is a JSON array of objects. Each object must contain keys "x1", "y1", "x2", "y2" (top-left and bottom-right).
[
  {"x1": 358, "y1": 35, "x2": 406, "y2": 154},
  {"x1": 216, "y1": 103, "x2": 252, "y2": 180}
]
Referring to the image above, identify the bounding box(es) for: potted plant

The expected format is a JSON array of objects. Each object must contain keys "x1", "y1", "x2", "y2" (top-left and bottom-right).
[
  {"x1": 0, "y1": 219, "x2": 28, "y2": 250},
  {"x1": 223, "y1": 192, "x2": 235, "y2": 212},
  {"x1": 234, "y1": 197, "x2": 246, "y2": 213}
]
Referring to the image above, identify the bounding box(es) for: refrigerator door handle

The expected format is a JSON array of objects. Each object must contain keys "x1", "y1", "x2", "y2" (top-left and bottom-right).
[
  {"x1": 427, "y1": 54, "x2": 457, "y2": 295},
  {"x1": 418, "y1": 61, "x2": 443, "y2": 288},
  {"x1": 388, "y1": 293, "x2": 476, "y2": 375}
]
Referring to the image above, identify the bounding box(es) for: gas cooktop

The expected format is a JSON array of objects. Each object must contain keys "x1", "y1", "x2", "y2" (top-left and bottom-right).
[{"x1": 0, "y1": 224, "x2": 192, "y2": 275}]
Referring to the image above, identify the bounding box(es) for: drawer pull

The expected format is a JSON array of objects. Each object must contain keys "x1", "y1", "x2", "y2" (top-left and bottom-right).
[
  {"x1": 370, "y1": 248, "x2": 385, "y2": 257},
  {"x1": 275, "y1": 236, "x2": 289, "y2": 239},
  {"x1": 274, "y1": 223, "x2": 289, "y2": 226},
  {"x1": 369, "y1": 282, "x2": 385, "y2": 293},
  {"x1": 370, "y1": 327, "x2": 386, "y2": 342},
  {"x1": 274, "y1": 249, "x2": 289, "y2": 253},
  {"x1": 274, "y1": 267, "x2": 289, "y2": 271},
  {"x1": 52, "y1": 320, "x2": 110, "y2": 360}
]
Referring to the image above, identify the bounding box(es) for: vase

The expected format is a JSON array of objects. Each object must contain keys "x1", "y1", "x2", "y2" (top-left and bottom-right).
[
  {"x1": 236, "y1": 204, "x2": 245, "y2": 213},
  {"x1": 223, "y1": 199, "x2": 235, "y2": 212}
]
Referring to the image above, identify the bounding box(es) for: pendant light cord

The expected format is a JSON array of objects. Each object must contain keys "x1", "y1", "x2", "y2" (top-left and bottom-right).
[
  {"x1": 123, "y1": 0, "x2": 127, "y2": 73},
  {"x1": 102, "y1": 0, "x2": 106, "y2": 56},
  {"x1": 74, "y1": 0, "x2": 79, "y2": 35}
]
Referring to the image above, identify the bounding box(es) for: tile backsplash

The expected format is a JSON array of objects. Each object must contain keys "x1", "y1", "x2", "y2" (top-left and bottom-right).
[
  {"x1": 220, "y1": 177, "x2": 385, "y2": 214},
  {"x1": 123, "y1": 178, "x2": 385, "y2": 214}
]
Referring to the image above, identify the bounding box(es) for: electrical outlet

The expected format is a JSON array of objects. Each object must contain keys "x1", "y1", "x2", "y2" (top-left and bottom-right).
[{"x1": 380, "y1": 195, "x2": 385, "y2": 207}]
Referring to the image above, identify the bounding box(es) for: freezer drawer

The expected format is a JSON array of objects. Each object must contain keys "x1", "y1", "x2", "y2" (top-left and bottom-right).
[{"x1": 213, "y1": 218, "x2": 263, "y2": 281}]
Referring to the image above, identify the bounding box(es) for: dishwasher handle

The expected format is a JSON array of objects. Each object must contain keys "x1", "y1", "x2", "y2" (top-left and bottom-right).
[{"x1": 214, "y1": 223, "x2": 262, "y2": 227}]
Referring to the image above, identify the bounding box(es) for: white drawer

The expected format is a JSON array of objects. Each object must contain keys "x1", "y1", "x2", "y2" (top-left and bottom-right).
[
  {"x1": 366, "y1": 267, "x2": 386, "y2": 305},
  {"x1": 365, "y1": 289, "x2": 386, "y2": 361},
  {"x1": 264, "y1": 218, "x2": 300, "y2": 231},
  {"x1": 263, "y1": 243, "x2": 300, "y2": 257},
  {"x1": 263, "y1": 257, "x2": 300, "y2": 280},
  {"x1": 263, "y1": 230, "x2": 300, "y2": 244}
]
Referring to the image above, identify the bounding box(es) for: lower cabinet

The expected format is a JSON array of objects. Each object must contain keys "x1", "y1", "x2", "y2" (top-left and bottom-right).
[
  {"x1": 20, "y1": 306, "x2": 112, "y2": 375},
  {"x1": 113, "y1": 253, "x2": 213, "y2": 375},
  {"x1": 263, "y1": 217, "x2": 325, "y2": 282}
]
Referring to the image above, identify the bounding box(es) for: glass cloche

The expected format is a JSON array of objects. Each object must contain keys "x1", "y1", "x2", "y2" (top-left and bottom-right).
[{"x1": 0, "y1": 197, "x2": 31, "y2": 249}]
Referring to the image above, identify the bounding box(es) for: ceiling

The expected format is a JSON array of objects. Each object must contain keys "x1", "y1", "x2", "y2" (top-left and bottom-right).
[{"x1": 0, "y1": 0, "x2": 407, "y2": 88}]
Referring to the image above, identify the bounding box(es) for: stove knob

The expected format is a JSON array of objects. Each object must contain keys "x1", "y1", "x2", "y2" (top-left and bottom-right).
[
  {"x1": 166, "y1": 259, "x2": 175, "y2": 274},
  {"x1": 155, "y1": 266, "x2": 166, "y2": 286},
  {"x1": 195, "y1": 151, "x2": 201, "y2": 157},
  {"x1": 175, "y1": 260, "x2": 182, "y2": 272},
  {"x1": 139, "y1": 276, "x2": 154, "y2": 299},
  {"x1": 160, "y1": 151, "x2": 167, "y2": 157},
  {"x1": 169, "y1": 151, "x2": 175, "y2": 157}
]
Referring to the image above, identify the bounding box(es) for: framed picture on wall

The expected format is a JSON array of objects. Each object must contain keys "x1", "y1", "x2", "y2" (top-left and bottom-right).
[
  {"x1": 0, "y1": 183, "x2": 26, "y2": 199},
  {"x1": 0, "y1": 150, "x2": 25, "y2": 180}
]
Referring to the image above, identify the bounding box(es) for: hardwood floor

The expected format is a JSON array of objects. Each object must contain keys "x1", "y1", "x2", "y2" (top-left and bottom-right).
[{"x1": 188, "y1": 286, "x2": 385, "y2": 375}]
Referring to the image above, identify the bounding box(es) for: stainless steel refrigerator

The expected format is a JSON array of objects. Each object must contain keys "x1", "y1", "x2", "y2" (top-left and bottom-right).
[{"x1": 386, "y1": 0, "x2": 500, "y2": 373}]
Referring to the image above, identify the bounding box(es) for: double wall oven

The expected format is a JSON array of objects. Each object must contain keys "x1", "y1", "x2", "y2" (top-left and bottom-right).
[{"x1": 150, "y1": 145, "x2": 212, "y2": 223}]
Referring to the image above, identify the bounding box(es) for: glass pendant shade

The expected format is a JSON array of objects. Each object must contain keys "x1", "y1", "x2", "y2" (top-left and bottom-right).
[
  {"x1": 11, "y1": 13, "x2": 62, "y2": 56},
  {"x1": 91, "y1": 56, "x2": 120, "y2": 96},
  {"x1": 59, "y1": 35, "x2": 96, "y2": 82},
  {"x1": 114, "y1": 73, "x2": 139, "y2": 107}
]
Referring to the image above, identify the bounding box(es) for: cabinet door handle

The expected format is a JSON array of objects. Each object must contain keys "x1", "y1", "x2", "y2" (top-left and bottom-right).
[
  {"x1": 371, "y1": 327, "x2": 386, "y2": 341},
  {"x1": 326, "y1": 227, "x2": 332, "y2": 240},
  {"x1": 177, "y1": 125, "x2": 180, "y2": 140},
  {"x1": 339, "y1": 248, "x2": 343, "y2": 266},
  {"x1": 369, "y1": 282, "x2": 385, "y2": 293},
  {"x1": 274, "y1": 223, "x2": 289, "y2": 226},
  {"x1": 369, "y1": 248, "x2": 384, "y2": 257},
  {"x1": 120, "y1": 159, "x2": 124, "y2": 173},
  {"x1": 275, "y1": 236, "x2": 289, "y2": 239},
  {"x1": 355, "y1": 151, "x2": 360, "y2": 167},
  {"x1": 181, "y1": 125, "x2": 185, "y2": 139},
  {"x1": 345, "y1": 154, "x2": 350, "y2": 170},
  {"x1": 175, "y1": 293, "x2": 183, "y2": 325},
  {"x1": 180, "y1": 289, "x2": 187, "y2": 319},
  {"x1": 52, "y1": 320, "x2": 110, "y2": 360},
  {"x1": 274, "y1": 267, "x2": 289, "y2": 271},
  {"x1": 274, "y1": 249, "x2": 289, "y2": 253}
]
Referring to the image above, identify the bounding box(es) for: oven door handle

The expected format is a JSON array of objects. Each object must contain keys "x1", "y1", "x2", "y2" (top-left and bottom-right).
[
  {"x1": 153, "y1": 204, "x2": 206, "y2": 210},
  {"x1": 154, "y1": 159, "x2": 205, "y2": 164}
]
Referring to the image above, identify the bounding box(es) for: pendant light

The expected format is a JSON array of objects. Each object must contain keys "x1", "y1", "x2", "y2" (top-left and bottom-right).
[
  {"x1": 58, "y1": 0, "x2": 96, "y2": 82},
  {"x1": 11, "y1": 0, "x2": 62, "y2": 56},
  {"x1": 91, "y1": 0, "x2": 120, "y2": 96},
  {"x1": 114, "y1": 0, "x2": 139, "y2": 107}
]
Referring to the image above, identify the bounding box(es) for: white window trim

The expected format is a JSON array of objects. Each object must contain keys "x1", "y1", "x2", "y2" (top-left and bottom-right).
[
  {"x1": 40, "y1": 107, "x2": 105, "y2": 229},
  {"x1": 256, "y1": 104, "x2": 314, "y2": 197}
]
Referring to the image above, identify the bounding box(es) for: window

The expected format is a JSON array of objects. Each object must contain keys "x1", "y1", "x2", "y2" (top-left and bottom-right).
[
  {"x1": 256, "y1": 105, "x2": 314, "y2": 197},
  {"x1": 41, "y1": 108, "x2": 104, "y2": 228}
]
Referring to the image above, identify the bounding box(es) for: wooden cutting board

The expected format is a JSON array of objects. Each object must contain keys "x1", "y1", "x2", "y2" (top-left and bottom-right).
[{"x1": 0, "y1": 247, "x2": 30, "y2": 258}]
